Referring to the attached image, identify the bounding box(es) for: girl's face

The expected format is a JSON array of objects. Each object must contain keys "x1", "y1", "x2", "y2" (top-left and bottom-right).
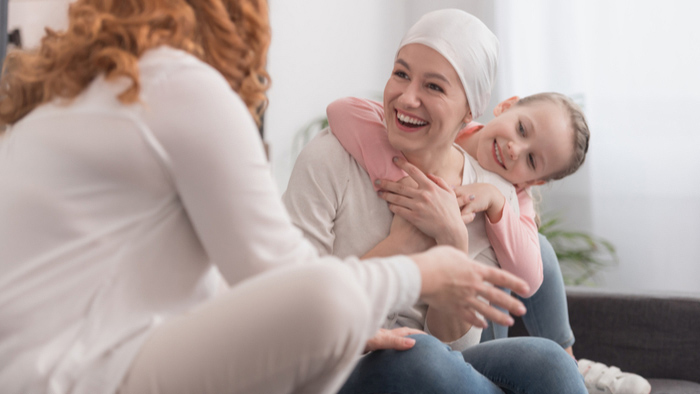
[
  {"x1": 469, "y1": 98, "x2": 575, "y2": 189},
  {"x1": 383, "y1": 44, "x2": 471, "y2": 156}
]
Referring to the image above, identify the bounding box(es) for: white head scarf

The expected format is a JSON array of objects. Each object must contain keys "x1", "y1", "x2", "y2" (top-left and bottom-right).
[{"x1": 398, "y1": 9, "x2": 499, "y2": 120}]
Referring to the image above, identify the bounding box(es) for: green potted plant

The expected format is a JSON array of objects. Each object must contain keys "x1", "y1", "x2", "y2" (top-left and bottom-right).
[{"x1": 538, "y1": 215, "x2": 618, "y2": 285}]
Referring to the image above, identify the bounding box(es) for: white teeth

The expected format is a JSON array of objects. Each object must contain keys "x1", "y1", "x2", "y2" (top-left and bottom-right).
[
  {"x1": 397, "y1": 112, "x2": 427, "y2": 126},
  {"x1": 494, "y1": 141, "x2": 504, "y2": 167}
]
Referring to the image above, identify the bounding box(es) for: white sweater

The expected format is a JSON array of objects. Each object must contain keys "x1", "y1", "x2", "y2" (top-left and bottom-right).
[{"x1": 0, "y1": 47, "x2": 420, "y2": 394}]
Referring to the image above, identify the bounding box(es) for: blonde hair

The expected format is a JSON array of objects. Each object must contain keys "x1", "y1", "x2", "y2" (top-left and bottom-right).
[
  {"x1": 0, "y1": 0, "x2": 270, "y2": 128},
  {"x1": 516, "y1": 92, "x2": 590, "y2": 181}
]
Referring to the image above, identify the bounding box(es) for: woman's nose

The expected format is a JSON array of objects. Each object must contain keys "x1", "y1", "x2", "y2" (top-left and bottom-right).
[{"x1": 397, "y1": 82, "x2": 421, "y2": 107}]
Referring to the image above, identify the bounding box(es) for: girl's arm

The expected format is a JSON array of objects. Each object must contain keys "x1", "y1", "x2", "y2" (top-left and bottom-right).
[
  {"x1": 327, "y1": 97, "x2": 483, "y2": 190},
  {"x1": 327, "y1": 97, "x2": 406, "y2": 190},
  {"x1": 482, "y1": 188, "x2": 543, "y2": 297}
]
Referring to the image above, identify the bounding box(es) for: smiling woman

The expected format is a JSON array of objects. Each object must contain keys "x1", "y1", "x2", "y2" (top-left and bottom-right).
[
  {"x1": 282, "y1": 8, "x2": 588, "y2": 394},
  {"x1": 383, "y1": 43, "x2": 469, "y2": 186}
]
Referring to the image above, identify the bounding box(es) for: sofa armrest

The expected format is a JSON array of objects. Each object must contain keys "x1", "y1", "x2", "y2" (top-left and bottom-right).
[{"x1": 510, "y1": 287, "x2": 700, "y2": 383}]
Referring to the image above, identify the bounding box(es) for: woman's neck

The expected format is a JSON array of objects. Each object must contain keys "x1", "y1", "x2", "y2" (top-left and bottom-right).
[{"x1": 403, "y1": 145, "x2": 464, "y2": 186}]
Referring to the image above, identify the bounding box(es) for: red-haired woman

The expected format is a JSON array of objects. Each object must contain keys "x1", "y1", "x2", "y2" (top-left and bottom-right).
[{"x1": 0, "y1": 1, "x2": 529, "y2": 393}]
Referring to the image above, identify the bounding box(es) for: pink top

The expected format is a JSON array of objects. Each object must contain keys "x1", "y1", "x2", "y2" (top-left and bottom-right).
[{"x1": 326, "y1": 97, "x2": 542, "y2": 295}]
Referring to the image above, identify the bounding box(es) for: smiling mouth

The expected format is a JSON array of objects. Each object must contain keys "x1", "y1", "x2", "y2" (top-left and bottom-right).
[
  {"x1": 396, "y1": 111, "x2": 428, "y2": 128},
  {"x1": 493, "y1": 140, "x2": 506, "y2": 169}
]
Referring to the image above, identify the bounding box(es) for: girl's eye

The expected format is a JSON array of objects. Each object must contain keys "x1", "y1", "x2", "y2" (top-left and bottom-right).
[
  {"x1": 427, "y1": 83, "x2": 444, "y2": 93},
  {"x1": 518, "y1": 121, "x2": 526, "y2": 136},
  {"x1": 528, "y1": 154, "x2": 536, "y2": 170}
]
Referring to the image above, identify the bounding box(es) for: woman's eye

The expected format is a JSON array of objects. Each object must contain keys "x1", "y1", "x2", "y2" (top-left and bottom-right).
[
  {"x1": 427, "y1": 83, "x2": 444, "y2": 92},
  {"x1": 394, "y1": 71, "x2": 409, "y2": 79}
]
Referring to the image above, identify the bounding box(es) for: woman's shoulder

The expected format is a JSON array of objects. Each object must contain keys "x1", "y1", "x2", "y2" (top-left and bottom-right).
[
  {"x1": 296, "y1": 129, "x2": 353, "y2": 168},
  {"x1": 138, "y1": 46, "x2": 232, "y2": 97}
]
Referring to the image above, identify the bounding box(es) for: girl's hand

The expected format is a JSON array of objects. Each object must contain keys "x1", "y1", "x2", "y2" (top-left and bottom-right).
[
  {"x1": 376, "y1": 157, "x2": 469, "y2": 252},
  {"x1": 454, "y1": 183, "x2": 506, "y2": 224}
]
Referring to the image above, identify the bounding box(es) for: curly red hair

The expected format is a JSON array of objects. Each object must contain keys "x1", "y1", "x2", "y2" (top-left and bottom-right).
[{"x1": 0, "y1": 0, "x2": 270, "y2": 126}]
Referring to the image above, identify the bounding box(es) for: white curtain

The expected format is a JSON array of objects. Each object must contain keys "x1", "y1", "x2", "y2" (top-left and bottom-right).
[{"x1": 493, "y1": 0, "x2": 700, "y2": 293}]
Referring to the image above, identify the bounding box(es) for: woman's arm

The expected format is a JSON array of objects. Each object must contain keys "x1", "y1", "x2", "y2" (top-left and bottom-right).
[{"x1": 143, "y1": 58, "x2": 421, "y2": 324}]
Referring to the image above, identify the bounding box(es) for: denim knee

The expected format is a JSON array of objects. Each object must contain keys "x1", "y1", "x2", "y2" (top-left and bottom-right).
[{"x1": 339, "y1": 334, "x2": 503, "y2": 394}]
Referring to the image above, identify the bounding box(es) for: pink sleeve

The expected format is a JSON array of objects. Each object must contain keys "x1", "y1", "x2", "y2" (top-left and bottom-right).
[
  {"x1": 484, "y1": 188, "x2": 543, "y2": 297},
  {"x1": 326, "y1": 97, "x2": 406, "y2": 190}
]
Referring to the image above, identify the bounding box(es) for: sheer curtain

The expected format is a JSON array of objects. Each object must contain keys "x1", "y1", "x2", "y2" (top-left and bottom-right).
[{"x1": 493, "y1": 0, "x2": 700, "y2": 293}]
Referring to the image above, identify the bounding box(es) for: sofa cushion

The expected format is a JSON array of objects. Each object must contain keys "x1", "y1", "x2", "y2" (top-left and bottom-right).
[
  {"x1": 649, "y1": 379, "x2": 700, "y2": 394},
  {"x1": 510, "y1": 287, "x2": 700, "y2": 393}
]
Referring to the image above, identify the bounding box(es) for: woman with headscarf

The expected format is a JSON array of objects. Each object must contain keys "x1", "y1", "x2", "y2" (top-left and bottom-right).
[{"x1": 284, "y1": 9, "x2": 588, "y2": 393}]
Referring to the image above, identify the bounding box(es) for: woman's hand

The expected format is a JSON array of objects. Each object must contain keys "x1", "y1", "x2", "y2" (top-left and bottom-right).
[
  {"x1": 454, "y1": 183, "x2": 506, "y2": 224},
  {"x1": 410, "y1": 246, "x2": 529, "y2": 328},
  {"x1": 376, "y1": 157, "x2": 468, "y2": 252},
  {"x1": 363, "y1": 327, "x2": 427, "y2": 353}
]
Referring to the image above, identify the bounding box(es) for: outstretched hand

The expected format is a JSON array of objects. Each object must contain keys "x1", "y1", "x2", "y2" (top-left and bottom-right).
[
  {"x1": 375, "y1": 157, "x2": 468, "y2": 251},
  {"x1": 410, "y1": 246, "x2": 529, "y2": 329}
]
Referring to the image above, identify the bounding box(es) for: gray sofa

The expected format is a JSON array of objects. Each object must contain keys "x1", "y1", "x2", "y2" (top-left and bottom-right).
[{"x1": 509, "y1": 287, "x2": 700, "y2": 394}]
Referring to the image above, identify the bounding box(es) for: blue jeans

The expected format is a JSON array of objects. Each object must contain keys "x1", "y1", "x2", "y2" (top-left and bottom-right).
[
  {"x1": 481, "y1": 234, "x2": 576, "y2": 349},
  {"x1": 338, "y1": 334, "x2": 586, "y2": 394}
]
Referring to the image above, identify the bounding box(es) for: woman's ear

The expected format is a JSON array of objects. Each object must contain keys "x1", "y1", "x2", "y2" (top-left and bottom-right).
[
  {"x1": 493, "y1": 96, "x2": 520, "y2": 116},
  {"x1": 462, "y1": 109, "x2": 473, "y2": 125}
]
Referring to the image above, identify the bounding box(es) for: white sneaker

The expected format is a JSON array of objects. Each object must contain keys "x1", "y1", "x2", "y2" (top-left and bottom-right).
[{"x1": 578, "y1": 359, "x2": 651, "y2": 394}]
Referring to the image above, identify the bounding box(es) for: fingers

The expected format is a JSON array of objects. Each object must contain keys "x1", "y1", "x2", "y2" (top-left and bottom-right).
[
  {"x1": 390, "y1": 326, "x2": 428, "y2": 337},
  {"x1": 425, "y1": 173, "x2": 452, "y2": 192},
  {"x1": 480, "y1": 265, "x2": 530, "y2": 298},
  {"x1": 461, "y1": 211, "x2": 476, "y2": 224},
  {"x1": 466, "y1": 299, "x2": 517, "y2": 327},
  {"x1": 458, "y1": 194, "x2": 477, "y2": 207},
  {"x1": 366, "y1": 328, "x2": 421, "y2": 352},
  {"x1": 376, "y1": 179, "x2": 417, "y2": 199},
  {"x1": 392, "y1": 156, "x2": 433, "y2": 189},
  {"x1": 476, "y1": 283, "x2": 527, "y2": 317},
  {"x1": 381, "y1": 334, "x2": 416, "y2": 351},
  {"x1": 457, "y1": 307, "x2": 488, "y2": 329},
  {"x1": 387, "y1": 203, "x2": 413, "y2": 220},
  {"x1": 380, "y1": 190, "x2": 414, "y2": 210}
]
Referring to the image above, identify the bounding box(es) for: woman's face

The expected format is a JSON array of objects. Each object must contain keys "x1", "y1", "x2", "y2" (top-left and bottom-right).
[{"x1": 383, "y1": 44, "x2": 471, "y2": 156}]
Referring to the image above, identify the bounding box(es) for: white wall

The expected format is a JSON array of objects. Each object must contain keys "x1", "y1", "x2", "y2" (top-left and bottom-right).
[
  {"x1": 8, "y1": 0, "x2": 70, "y2": 49},
  {"x1": 492, "y1": 0, "x2": 700, "y2": 294},
  {"x1": 265, "y1": 0, "x2": 407, "y2": 192}
]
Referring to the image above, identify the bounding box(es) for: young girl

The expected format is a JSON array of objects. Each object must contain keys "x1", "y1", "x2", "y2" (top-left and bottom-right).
[{"x1": 328, "y1": 94, "x2": 651, "y2": 394}]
